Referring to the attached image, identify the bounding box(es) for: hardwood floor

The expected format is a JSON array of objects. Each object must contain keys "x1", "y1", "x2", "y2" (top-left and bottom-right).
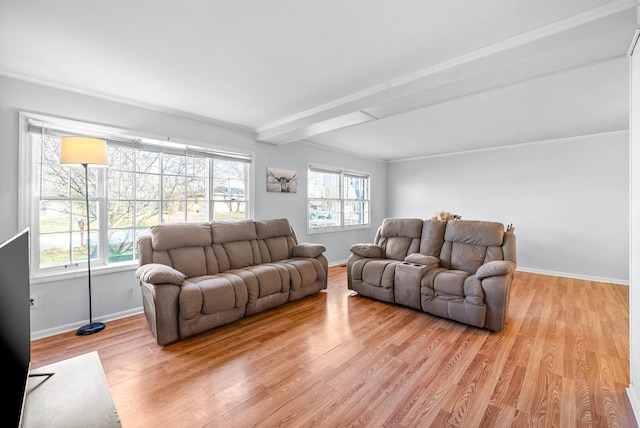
[{"x1": 30, "y1": 266, "x2": 636, "y2": 427}]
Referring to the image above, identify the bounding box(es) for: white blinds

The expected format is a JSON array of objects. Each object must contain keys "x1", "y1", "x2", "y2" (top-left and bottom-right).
[{"x1": 27, "y1": 115, "x2": 252, "y2": 163}]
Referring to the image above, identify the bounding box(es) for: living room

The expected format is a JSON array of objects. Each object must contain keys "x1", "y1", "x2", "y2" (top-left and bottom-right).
[{"x1": 1, "y1": 1, "x2": 639, "y2": 426}]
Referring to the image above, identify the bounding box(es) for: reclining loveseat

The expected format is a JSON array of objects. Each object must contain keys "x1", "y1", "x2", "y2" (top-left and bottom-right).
[
  {"x1": 348, "y1": 218, "x2": 516, "y2": 332},
  {"x1": 136, "y1": 218, "x2": 328, "y2": 345}
]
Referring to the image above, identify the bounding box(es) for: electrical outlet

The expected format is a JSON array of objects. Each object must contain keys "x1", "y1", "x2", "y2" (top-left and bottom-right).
[{"x1": 30, "y1": 295, "x2": 37, "y2": 308}]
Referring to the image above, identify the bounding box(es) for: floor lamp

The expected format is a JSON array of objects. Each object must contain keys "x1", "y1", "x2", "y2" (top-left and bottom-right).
[{"x1": 60, "y1": 136, "x2": 108, "y2": 336}]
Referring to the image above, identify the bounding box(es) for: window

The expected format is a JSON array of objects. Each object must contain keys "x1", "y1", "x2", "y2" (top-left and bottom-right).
[
  {"x1": 20, "y1": 113, "x2": 253, "y2": 278},
  {"x1": 307, "y1": 164, "x2": 370, "y2": 231}
]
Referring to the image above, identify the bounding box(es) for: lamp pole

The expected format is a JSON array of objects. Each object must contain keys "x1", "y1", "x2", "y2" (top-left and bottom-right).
[{"x1": 76, "y1": 163, "x2": 105, "y2": 336}]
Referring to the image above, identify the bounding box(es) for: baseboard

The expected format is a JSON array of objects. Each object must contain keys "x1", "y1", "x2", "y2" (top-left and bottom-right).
[
  {"x1": 516, "y1": 266, "x2": 628, "y2": 286},
  {"x1": 627, "y1": 385, "x2": 640, "y2": 425},
  {"x1": 31, "y1": 307, "x2": 144, "y2": 341}
]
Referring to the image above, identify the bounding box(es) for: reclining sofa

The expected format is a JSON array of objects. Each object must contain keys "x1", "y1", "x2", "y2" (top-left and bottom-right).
[
  {"x1": 348, "y1": 218, "x2": 516, "y2": 332},
  {"x1": 136, "y1": 218, "x2": 328, "y2": 345}
]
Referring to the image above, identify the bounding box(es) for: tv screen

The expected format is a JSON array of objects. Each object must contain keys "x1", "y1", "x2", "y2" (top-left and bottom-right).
[{"x1": 0, "y1": 229, "x2": 31, "y2": 427}]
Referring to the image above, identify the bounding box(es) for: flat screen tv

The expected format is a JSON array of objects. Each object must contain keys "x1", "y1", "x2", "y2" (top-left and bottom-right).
[{"x1": 0, "y1": 229, "x2": 31, "y2": 427}]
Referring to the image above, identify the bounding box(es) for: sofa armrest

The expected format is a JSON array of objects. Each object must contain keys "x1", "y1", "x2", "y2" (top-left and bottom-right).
[
  {"x1": 350, "y1": 243, "x2": 382, "y2": 258},
  {"x1": 136, "y1": 263, "x2": 186, "y2": 285},
  {"x1": 476, "y1": 260, "x2": 516, "y2": 280},
  {"x1": 404, "y1": 253, "x2": 439, "y2": 267},
  {"x1": 292, "y1": 243, "x2": 326, "y2": 258}
]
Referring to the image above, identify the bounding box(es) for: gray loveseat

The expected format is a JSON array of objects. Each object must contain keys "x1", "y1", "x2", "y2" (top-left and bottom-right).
[
  {"x1": 136, "y1": 218, "x2": 328, "y2": 345},
  {"x1": 348, "y1": 218, "x2": 516, "y2": 332}
]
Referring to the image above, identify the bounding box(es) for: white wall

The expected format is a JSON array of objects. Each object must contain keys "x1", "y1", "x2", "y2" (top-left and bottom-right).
[
  {"x1": 0, "y1": 76, "x2": 386, "y2": 338},
  {"x1": 386, "y1": 132, "x2": 630, "y2": 283}
]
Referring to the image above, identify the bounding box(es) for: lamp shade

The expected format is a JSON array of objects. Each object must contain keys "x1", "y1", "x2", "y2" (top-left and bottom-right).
[{"x1": 60, "y1": 136, "x2": 108, "y2": 166}]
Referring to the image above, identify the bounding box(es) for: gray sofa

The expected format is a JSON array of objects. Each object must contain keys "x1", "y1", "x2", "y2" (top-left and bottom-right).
[
  {"x1": 348, "y1": 218, "x2": 516, "y2": 332},
  {"x1": 136, "y1": 218, "x2": 328, "y2": 345}
]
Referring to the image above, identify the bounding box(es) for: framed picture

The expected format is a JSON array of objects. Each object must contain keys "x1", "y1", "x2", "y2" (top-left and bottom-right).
[{"x1": 267, "y1": 167, "x2": 297, "y2": 193}]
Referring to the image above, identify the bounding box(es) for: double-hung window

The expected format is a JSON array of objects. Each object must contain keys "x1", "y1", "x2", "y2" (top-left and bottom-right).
[
  {"x1": 20, "y1": 113, "x2": 253, "y2": 278},
  {"x1": 307, "y1": 164, "x2": 370, "y2": 232}
]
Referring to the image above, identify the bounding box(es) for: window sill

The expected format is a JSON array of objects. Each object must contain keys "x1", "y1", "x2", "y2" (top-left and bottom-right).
[
  {"x1": 307, "y1": 224, "x2": 371, "y2": 235},
  {"x1": 30, "y1": 261, "x2": 138, "y2": 284}
]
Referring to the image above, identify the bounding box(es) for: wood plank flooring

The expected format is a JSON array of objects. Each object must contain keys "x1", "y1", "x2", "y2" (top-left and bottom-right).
[{"x1": 30, "y1": 266, "x2": 636, "y2": 427}]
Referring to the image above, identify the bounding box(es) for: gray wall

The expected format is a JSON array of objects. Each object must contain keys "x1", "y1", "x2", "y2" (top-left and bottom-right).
[
  {"x1": 387, "y1": 132, "x2": 629, "y2": 283},
  {"x1": 0, "y1": 76, "x2": 386, "y2": 338}
]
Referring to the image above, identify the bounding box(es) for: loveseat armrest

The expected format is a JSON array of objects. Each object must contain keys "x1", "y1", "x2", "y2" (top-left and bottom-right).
[
  {"x1": 350, "y1": 243, "x2": 382, "y2": 258},
  {"x1": 475, "y1": 260, "x2": 516, "y2": 280},
  {"x1": 292, "y1": 243, "x2": 326, "y2": 258},
  {"x1": 136, "y1": 263, "x2": 186, "y2": 285},
  {"x1": 404, "y1": 253, "x2": 439, "y2": 267}
]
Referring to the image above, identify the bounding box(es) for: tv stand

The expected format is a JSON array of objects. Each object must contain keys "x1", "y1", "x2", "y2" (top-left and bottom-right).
[
  {"x1": 21, "y1": 351, "x2": 121, "y2": 427},
  {"x1": 28, "y1": 372, "x2": 54, "y2": 379}
]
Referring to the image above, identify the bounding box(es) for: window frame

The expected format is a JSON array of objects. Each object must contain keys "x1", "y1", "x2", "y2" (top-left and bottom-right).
[
  {"x1": 19, "y1": 112, "x2": 255, "y2": 282},
  {"x1": 306, "y1": 163, "x2": 371, "y2": 234}
]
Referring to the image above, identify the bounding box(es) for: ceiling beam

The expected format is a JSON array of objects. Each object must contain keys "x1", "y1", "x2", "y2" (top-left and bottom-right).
[{"x1": 256, "y1": 1, "x2": 638, "y2": 145}]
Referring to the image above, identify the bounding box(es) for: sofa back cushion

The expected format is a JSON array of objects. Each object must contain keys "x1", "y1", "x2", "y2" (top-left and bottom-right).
[
  {"x1": 147, "y1": 222, "x2": 213, "y2": 278},
  {"x1": 439, "y1": 220, "x2": 505, "y2": 273},
  {"x1": 211, "y1": 220, "x2": 260, "y2": 271},
  {"x1": 375, "y1": 218, "x2": 423, "y2": 261},
  {"x1": 255, "y1": 218, "x2": 298, "y2": 262},
  {"x1": 139, "y1": 218, "x2": 308, "y2": 278},
  {"x1": 419, "y1": 219, "x2": 448, "y2": 257}
]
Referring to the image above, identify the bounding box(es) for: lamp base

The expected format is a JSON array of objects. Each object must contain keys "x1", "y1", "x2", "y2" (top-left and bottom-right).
[{"x1": 76, "y1": 322, "x2": 106, "y2": 336}]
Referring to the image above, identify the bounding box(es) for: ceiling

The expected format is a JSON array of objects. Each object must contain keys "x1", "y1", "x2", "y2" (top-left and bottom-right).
[{"x1": 0, "y1": 1, "x2": 637, "y2": 161}]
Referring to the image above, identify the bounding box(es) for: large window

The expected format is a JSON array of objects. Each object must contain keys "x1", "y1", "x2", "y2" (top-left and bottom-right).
[
  {"x1": 20, "y1": 113, "x2": 253, "y2": 278},
  {"x1": 307, "y1": 164, "x2": 370, "y2": 231}
]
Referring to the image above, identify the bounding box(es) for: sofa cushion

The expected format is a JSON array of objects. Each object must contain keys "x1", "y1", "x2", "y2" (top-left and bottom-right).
[
  {"x1": 350, "y1": 243, "x2": 382, "y2": 258},
  {"x1": 259, "y1": 236, "x2": 294, "y2": 262},
  {"x1": 377, "y1": 218, "x2": 423, "y2": 260},
  {"x1": 444, "y1": 220, "x2": 504, "y2": 247},
  {"x1": 255, "y1": 218, "x2": 293, "y2": 239},
  {"x1": 361, "y1": 259, "x2": 399, "y2": 290},
  {"x1": 253, "y1": 218, "x2": 298, "y2": 262},
  {"x1": 211, "y1": 220, "x2": 257, "y2": 243},
  {"x1": 180, "y1": 274, "x2": 248, "y2": 319},
  {"x1": 476, "y1": 260, "x2": 516, "y2": 279},
  {"x1": 440, "y1": 220, "x2": 506, "y2": 273},
  {"x1": 292, "y1": 243, "x2": 326, "y2": 258},
  {"x1": 441, "y1": 242, "x2": 489, "y2": 274},
  {"x1": 223, "y1": 240, "x2": 256, "y2": 269},
  {"x1": 433, "y1": 270, "x2": 468, "y2": 298},
  {"x1": 136, "y1": 263, "x2": 186, "y2": 285},
  {"x1": 404, "y1": 253, "x2": 439, "y2": 267},
  {"x1": 150, "y1": 222, "x2": 211, "y2": 251},
  {"x1": 168, "y1": 247, "x2": 209, "y2": 278},
  {"x1": 420, "y1": 219, "x2": 447, "y2": 256}
]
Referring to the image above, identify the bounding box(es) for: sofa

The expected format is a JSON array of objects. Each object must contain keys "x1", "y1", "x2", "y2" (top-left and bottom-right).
[
  {"x1": 135, "y1": 218, "x2": 328, "y2": 345},
  {"x1": 348, "y1": 218, "x2": 516, "y2": 332}
]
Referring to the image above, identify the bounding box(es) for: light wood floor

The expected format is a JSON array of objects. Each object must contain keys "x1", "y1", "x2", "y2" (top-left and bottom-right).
[{"x1": 30, "y1": 266, "x2": 636, "y2": 427}]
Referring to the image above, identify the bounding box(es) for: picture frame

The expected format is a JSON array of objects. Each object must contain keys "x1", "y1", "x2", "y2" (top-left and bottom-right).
[{"x1": 267, "y1": 167, "x2": 297, "y2": 193}]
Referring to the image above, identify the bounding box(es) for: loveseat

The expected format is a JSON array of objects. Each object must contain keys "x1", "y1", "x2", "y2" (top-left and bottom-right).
[
  {"x1": 136, "y1": 218, "x2": 328, "y2": 345},
  {"x1": 348, "y1": 218, "x2": 516, "y2": 332}
]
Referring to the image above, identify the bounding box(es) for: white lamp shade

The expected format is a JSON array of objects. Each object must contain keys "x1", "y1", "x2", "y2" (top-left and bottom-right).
[{"x1": 60, "y1": 136, "x2": 108, "y2": 166}]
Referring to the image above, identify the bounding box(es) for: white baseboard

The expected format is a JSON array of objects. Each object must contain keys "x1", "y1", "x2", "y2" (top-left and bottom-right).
[
  {"x1": 516, "y1": 266, "x2": 628, "y2": 286},
  {"x1": 31, "y1": 307, "x2": 144, "y2": 341},
  {"x1": 627, "y1": 385, "x2": 640, "y2": 425}
]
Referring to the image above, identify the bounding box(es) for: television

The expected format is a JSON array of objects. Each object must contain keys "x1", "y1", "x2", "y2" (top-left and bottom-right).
[{"x1": 0, "y1": 229, "x2": 31, "y2": 427}]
